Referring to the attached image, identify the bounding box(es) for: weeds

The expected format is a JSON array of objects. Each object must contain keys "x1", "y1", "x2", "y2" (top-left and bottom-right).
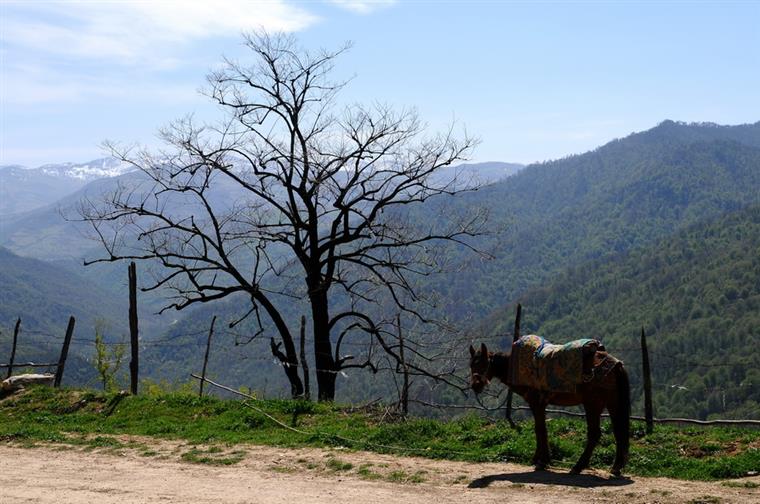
[
  {"x1": 387, "y1": 470, "x2": 426, "y2": 483},
  {"x1": 720, "y1": 480, "x2": 759, "y2": 489},
  {"x1": 326, "y1": 457, "x2": 353, "y2": 471},
  {"x1": 357, "y1": 464, "x2": 382, "y2": 480},
  {"x1": 181, "y1": 446, "x2": 246, "y2": 465}
]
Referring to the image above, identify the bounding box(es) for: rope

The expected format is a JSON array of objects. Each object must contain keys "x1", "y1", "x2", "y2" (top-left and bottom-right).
[{"x1": 190, "y1": 374, "x2": 476, "y2": 456}]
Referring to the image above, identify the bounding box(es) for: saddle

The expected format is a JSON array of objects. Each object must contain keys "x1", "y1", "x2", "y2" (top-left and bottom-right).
[{"x1": 507, "y1": 335, "x2": 620, "y2": 393}]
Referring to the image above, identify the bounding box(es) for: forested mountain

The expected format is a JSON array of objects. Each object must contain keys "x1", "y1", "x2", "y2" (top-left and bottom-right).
[
  {"x1": 482, "y1": 204, "x2": 760, "y2": 420},
  {"x1": 0, "y1": 247, "x2": 129, "y2": 386},
  {"x1": 428, "y1": 120, "x2": 760, "y2": 322},
  {"x1": 0, "y1": 247, "x2": 126, "y2": 334},
  {"x1": 124, "y1": 120, "x2": 760, "y2": 412}
]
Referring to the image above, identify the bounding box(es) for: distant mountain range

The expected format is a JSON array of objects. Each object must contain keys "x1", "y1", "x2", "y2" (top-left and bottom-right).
[
  {"x1": 0, "y1": 160, "x2": 524, "y2": 260},
  {"x1": 0, "y1": 158, "x2": 134, "y2": 215},
  {"x1": 0, "y1": 159, "x2": 521, "y2": 219}
]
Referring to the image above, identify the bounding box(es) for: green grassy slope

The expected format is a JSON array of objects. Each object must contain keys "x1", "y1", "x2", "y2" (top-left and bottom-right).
[{"x1": 1, "y1": 387, "x2": 758, "y2": 480}]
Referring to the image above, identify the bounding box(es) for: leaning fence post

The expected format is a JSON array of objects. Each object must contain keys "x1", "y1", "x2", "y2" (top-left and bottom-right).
[
  {"x1": 128, "y1": 261, "x2": 139, "y2": 395},
  {"x1": 505, "y1": 303, "x2": 521, "y2": 427},
  {"x1": 199, "y1": 316, "x2": 217, "y2": 397},
  {"x1": 54, "y1": 316, "x2": 75, "y2": 387},
  {"x1": 6, "y1": 318, "x2": 21, "y2": 380},
  {"x1": 641, "y1": 326, "x2": 654, "y2": 434}
]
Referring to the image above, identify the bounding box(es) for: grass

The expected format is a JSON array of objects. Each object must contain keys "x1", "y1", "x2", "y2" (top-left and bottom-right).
[
  {"x1": 387, "y1": 469, "x2": 426, "y2": 483},
  {"x1": 357, "y1": 463, "x2": 382, "y2": 480},
  {"x1": 180, "y1": 446, "x2": 246, "y2": 465},
  {"x1": 1, "y1": 387, "x2": 759, "y2": 481},
  {"x1": 721, "y1": 480, "x2": 759, "y2": 489},
  {"x1": 326, "y1": 457, "x2": 354, "y2": 471}
]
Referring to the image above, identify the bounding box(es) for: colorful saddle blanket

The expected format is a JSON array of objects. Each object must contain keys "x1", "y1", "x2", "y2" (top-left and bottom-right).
[{"x1": 506, "y1": 335, "x2": 601, "y2": 394}]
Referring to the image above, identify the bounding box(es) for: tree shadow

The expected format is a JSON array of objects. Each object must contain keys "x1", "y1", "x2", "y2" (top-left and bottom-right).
[{"x1": 468, "y1": 469, "x2": 634, "y2": 489}]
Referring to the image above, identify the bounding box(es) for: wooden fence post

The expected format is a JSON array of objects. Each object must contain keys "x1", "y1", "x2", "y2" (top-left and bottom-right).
[
  {"x1": 641, "y1": 326, "x2": 654, "y2": 434},
  {"x1": 397, "y1": 314, "x2": 409, "y2": 416},
  {"x1": 299, "y1": 315, "x2": 310, "y2": 400},
  {"x1": 6, "y1": 318, "x2": 21, "y2": 380},
  {"x1": 54, "y1": 316, "x2": 75, "y2": 388},
  {"x1": 199, "y1": 316, "x2": 217, "y2": 397},
  {"x1": 505, "y1": 303, "x2": 521, "y2": 427},
  {"x1": 128, "y1": 261, "x2": 139, "y2": 395}
]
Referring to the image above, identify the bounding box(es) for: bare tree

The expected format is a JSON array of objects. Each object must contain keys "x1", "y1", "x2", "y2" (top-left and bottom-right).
[{"x1": 79, "y1": 32, "x2": 486, "y2": 401}]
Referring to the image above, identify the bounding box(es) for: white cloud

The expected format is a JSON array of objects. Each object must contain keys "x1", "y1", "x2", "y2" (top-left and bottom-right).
[
  {"x1": 2, "y1": 1, "x2": 319, "y2": 64},
  {"x1": 328, "y1": 0, "x2": 397, "y2": 15}
]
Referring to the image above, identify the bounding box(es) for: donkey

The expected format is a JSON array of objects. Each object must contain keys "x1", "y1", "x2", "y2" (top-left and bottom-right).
[{"x1": 469, "y1": 339, "x2": 630, "y2": 476}]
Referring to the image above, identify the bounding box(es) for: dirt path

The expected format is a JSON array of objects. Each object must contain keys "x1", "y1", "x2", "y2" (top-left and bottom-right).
[{"x1": 1, "y1": 441, "x2": 758, "y2": 504}]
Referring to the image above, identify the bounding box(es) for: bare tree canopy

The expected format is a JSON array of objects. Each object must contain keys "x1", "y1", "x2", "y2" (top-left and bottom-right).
[{"x1": 79, "y1": 32, "x2": 487, "y2": 401}]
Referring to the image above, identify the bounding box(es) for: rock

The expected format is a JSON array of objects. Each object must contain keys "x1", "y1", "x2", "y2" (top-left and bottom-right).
[{"x1": 1, "y1": 374, "x2": 55, "y2": 392}]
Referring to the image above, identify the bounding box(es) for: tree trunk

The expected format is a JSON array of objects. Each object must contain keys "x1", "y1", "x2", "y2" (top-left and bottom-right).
[
  {"x1": 310, "y1": 290, "x2": 336, "y2": 401},
  {"x1": 254, "y1": 294, "x2": 304, "y2": 398}
]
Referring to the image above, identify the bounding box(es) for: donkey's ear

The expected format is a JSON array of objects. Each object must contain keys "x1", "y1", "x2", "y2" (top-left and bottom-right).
[
  {"x1": 481, "y1": 342, "x2": 488, "y2": 355},
  {"x1": 469, "y1": 345, "x2": 476, "y2": 357}
]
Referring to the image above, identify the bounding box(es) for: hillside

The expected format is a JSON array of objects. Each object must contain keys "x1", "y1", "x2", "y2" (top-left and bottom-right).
[
  {"x1": 0, "y1": 247, "x2": 136, "y2": 384},
  {"x1": 427, "y1": 120, "x2": 760, "y2": 322},
  {"x1": 0, "y1": 166, "x2": 85, "y2": 216},
  {"x1": 126, "y1": 121, "x2": 760, "y2": 408},
  {"x1": 483, "y1": 204, "x2": 760, "y2": 419},
  {"x1": 2, "y1": 121, "x2": 760, "y2": 410},
  {"x1": 0, "y1": 247, "x2": 128, "y2": 334}
]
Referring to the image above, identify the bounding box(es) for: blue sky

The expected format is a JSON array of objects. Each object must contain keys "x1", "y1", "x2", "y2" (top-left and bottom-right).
[{"x1": 2, "y1": 1, "x2": 759, "y2": 167}]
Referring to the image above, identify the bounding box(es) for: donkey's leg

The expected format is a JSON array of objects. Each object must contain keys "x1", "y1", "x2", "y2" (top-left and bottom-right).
[
  {"x1": 608, "y1": 367, "x2": 631, "y2": 476},
  {"x1": 527, "y1": 399, "x2": 540, "y2": 465},
  {"x1": 570, "y1": 399, "x2": 602, "y2": 474},
  {"x1": 530, "y1": 398, "x2": 550, "y2": 470},
  {"x1": 607, "y1": 397, "x2": 629, "y2": 475}
]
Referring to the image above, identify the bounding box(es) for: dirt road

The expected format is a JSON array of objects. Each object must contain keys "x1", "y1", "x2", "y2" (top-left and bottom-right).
[{"x1": 1, "y1": 441, "x2": 757, "y2": 503}]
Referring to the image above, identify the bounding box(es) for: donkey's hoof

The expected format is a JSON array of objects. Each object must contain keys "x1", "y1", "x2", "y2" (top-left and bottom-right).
[
  {"x1": 609, "y1": 467, "x2": 623, "y2": 478},
  {"x1": 569, "y1": 466, "x2": 584, "y2": 475},
  {"x1": 534, "y1": 463, "x2": 548, "y2": 472}
]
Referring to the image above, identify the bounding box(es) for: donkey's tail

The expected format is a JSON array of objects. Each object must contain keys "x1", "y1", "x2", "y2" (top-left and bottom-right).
[{"x1": 613, "y1": 364, "x2": 631, "y2": 460}]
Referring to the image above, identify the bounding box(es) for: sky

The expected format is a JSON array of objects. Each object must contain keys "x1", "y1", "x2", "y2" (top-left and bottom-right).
[{"x1": 1, "y1": 0, "x2": 759, "y2": 167}]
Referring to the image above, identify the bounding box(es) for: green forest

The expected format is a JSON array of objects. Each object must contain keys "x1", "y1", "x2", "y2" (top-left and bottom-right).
[{"x1": 485, "y1": 204, "x2": 760, "y2": 420}]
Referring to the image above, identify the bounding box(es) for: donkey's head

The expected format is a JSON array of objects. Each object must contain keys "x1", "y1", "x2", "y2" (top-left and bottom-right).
[{"x1": 468, "y1": 342, "x2": 491, "y2": 394}]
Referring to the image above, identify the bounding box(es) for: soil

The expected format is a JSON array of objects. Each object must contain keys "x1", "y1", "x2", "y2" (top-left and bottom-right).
[{"x1": 1, "y1": 439, "x2": 758, "y2": 504}]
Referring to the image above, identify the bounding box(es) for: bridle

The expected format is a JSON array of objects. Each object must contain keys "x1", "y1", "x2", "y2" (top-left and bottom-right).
[{"x1": 471, "y1": 352, "x2": 493, "y2": 387}]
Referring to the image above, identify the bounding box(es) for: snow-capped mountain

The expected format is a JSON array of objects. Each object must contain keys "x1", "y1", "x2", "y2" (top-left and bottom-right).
[
  {"x1": 31, "y1": 158, "x2": 135, "y2": 181},
  {"x1": 0, "y1": 158, "x2": 135, "y2": 216}
]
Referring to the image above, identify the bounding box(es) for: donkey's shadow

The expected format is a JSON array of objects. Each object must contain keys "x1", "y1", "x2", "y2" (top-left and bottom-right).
[{"x1": 468, "y1": 470, "x2": 633, "y2": 489}]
